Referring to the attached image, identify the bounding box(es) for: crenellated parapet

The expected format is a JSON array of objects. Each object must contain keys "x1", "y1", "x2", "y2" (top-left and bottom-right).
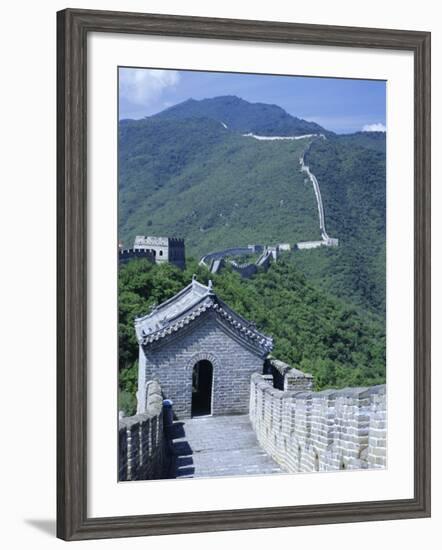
[
  {"x1": 118, "y1": 248, "x2": 155, "y2": 265},
  {"x1": 132, "y1": 235, "x2": 186, "y2": 269},
  {"x1": 264, "y1": 357, "x2": 314, "y2": 392},
  {"x1": 119, "y1": 380, "x2": 170, "y2": 481},
  {"x1": 249, "y1": 372, "x2": 386, "y2": 473}
]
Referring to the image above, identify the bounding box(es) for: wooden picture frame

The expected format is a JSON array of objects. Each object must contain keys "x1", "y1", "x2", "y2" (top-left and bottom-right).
[{"x1": 57, "y1": 8, "x2": 431, "y2": 541}]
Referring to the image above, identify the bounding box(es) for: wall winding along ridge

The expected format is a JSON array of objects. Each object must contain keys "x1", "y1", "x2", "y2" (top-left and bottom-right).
[
  {"x1": 249, "y1": 373, "x2": 386, "y2": 473},
  {"x1": 298, "y1": 139, "x2": 338, "y2": 247},
  {"x1": 199, "y1": 135, "x2": 338, "y2": 279},
  {"x1": 243, "y1": 133, "x2": 324, "y2": 141}
]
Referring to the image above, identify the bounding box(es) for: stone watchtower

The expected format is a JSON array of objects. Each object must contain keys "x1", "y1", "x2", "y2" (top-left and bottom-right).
[
  {"x1": 135, "y1": 278, "x2": 273, "y2": 419},
  {"x1": 133, "y1": 236, "x2": 185, "y2": 269}
]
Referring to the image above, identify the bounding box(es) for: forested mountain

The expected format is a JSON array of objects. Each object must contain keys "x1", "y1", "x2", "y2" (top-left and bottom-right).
[
  {"x1": 119, "y1": 96, "x2": 386, "y2": 316},
  {"x1": 295, "y1": 132, "x2": 386, "y2": 315},
  {"x1": 153, "y1": 95, "x2": 329, "y2": 136},
  {"x1": 119, "y1": 116, "x2": 320, "y2": 255}
]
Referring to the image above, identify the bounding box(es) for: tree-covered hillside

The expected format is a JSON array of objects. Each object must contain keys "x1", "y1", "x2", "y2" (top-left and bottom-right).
[
  {"x1": 153, "y1": 95, "x2": 329, "y2": 136},
  {"x1": 119, "y1": 258, "x2": 385, "y2": 415},
  {"x1": 293, "y1": 132, "x2": 386, "y2": 315},
  {"x1": 119, "y1": 116, "x2": 320, "y2": 255},
  {"x1": 119, "y1": 96, "x2": 386, "y2": 317}
]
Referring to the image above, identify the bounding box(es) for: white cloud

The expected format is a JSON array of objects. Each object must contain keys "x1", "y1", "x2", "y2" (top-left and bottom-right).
[
  {"x1": 119, "y1": 68, "x2": 180, "y2": 106},
  {"x1": 303, "y1": 114, "x2": 372, "y2": 134},
  {"x1": 362, "y1": 122, "x2": 386, "y2": 132}
]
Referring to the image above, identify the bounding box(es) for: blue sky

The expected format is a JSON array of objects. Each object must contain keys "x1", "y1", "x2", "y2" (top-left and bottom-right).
[{"x1": 119, "y1": 67, "x2": 386, "y2": 134}]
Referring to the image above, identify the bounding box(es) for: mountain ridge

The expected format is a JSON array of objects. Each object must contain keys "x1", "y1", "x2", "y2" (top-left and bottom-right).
[
  {"x1": 152, "y1": 95, "x2": 332, "y2": 137},
  {"x1": 118, "y1": 96, "x2": 386, "y2": 316}
]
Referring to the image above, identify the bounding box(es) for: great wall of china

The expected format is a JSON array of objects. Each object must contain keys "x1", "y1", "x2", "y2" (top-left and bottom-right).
[
  {"x1": 119, "y1": 360, "x2": 386, "y2": 481},
  {"x1": 117, "y1": 133, "x2": 386, "y2": 481},
  {"x1": 298, "y1": 137, "x2": 339, "y2": 249},
  {"x1": 199, "y1": 134, "x2": 337, "y2": 276},
  {"x1": 118, "y1": 381, "x2": 168, "y2": 481},
  {"x1": 249, "y1": 371, "x2": 386, "y2": 473},
  {"x1": 118, "y1": 135, "x2": 337, "y2": 277}
]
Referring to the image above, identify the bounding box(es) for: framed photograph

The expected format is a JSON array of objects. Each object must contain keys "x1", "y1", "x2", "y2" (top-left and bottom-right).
[{"x1": 57, "y1": 8, "x2": 431, "y2": 541}]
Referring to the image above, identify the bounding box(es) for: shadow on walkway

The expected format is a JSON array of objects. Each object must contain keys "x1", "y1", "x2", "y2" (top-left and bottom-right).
[
  {"x1": 166, "y1": 421, "x2": 195, "y2": 478},
  {"x1": 165, "y1": 415, "x2": 282, "y2": 480}
]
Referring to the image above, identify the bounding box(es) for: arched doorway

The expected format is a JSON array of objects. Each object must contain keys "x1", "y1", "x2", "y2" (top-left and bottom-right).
[{"x1": 191, "y1": 360, "x2": 213, "y2": 417}]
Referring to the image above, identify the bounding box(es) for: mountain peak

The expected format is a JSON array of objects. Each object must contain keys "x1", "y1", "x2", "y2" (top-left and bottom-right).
[{"x1": 153, "y1": 95, "x2": 329, "y2": 137}]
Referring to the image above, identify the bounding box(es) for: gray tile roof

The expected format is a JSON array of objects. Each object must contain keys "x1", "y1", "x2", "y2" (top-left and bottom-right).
[{"x1": 135, "y1": 278, "x2": 273, "y2": 355}]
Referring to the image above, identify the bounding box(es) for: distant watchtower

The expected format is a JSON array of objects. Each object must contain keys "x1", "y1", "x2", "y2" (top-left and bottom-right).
[{"x1": 133, "y1": 236, "x2": 185, "y2": 269}]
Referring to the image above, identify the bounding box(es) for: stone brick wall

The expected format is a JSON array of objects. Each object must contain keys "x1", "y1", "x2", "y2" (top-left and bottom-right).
[
  {"x1": 249, "y1": 373, "x2": 386, "y2": 472},
  {"x1": 264, "y1": 357, "x2": 314, "y2": 391},
  {"x1": 119, "y1": 381, "x2": 169, "y2": 481},
  {"x1": 133, "y1": 236, "x2": 185, "y2": 269},
  {"x1": 168, "y1": 237, "x2": 186, "y2": 269},
  {"x1": 118, "y1": 248, "x2": 155, "y2": 265},
  {"x1": 201, "y1": 245, "x2": 274, "y2": 278},
  {"x1": 138, "y1": 314, "x2": 264, "y2": 418},
  {"x1": 201, "y1": 246, "x2": 258, "y2": 264},
  {"x1": 230, "y1": 262, "x2": 259, "y2": 279}
]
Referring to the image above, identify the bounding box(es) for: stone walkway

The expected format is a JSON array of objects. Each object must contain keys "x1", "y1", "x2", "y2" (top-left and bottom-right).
[{"x1": 167, "y1": 414, "x2": 283, "y2": 479}]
